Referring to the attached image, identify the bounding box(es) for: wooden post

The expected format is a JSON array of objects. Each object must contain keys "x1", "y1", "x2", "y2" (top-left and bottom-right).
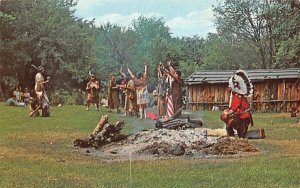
[
  {"x1": 192, "y1": 85, "x2": 197, "y2": 111},
  {"x1": 185, "y1": 84, "x2": 189, "y2": 110},
  {"x1": 282, "y1": 79, "x2": 287, "y2": 112},
  {"x1": 250, "y1": 94, "x2": 254, "y2": 112}
]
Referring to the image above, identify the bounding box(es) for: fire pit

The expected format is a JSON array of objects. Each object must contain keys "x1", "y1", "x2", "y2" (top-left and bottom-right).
[{"x1": 76, "y1": 128, "x2": 259, "y2": 161}]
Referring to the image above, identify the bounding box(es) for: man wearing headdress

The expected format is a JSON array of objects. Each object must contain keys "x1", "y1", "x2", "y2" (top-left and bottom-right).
[
  {"x1": 35, "y1": 66, "x2": 50, "y2": 100},
  {"x1": 86, "y1": 72, "x2": 100, "y2": 111},
  {"x1": 220, "y1": 70, "x2": 253, "y2": 138},
  {"x1": 30, "y1": 65, "x2": 50, "y2": 117}
]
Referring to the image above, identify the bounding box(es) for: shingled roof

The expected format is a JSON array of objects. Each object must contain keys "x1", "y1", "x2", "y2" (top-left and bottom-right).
[{"x1": 185, "y1": 68, "x2": 300, "y2": 85}]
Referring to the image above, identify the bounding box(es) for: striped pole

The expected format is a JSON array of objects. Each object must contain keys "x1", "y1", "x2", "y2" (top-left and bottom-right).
[{"x1": 166, "y1": 94, "x2": 174, "y2": 118}]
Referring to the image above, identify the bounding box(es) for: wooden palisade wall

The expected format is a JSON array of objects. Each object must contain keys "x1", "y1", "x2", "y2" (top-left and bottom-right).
[{"x1": 187, "y1": 78, "x2": 300, "y2": 112}]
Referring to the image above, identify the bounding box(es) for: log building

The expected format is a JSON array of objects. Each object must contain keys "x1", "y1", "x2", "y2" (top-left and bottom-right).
[{"x1": 185, "y1": 69, "x2": 300, "y2": 112}]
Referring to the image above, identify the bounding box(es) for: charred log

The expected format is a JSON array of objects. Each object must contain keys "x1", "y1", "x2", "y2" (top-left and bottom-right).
[
  {"x1": 156, "y1": 116, "x2": 202, "y2": 130},
  {"x1": 74, "y1": 115, "x2": 126, "y2": 148}
]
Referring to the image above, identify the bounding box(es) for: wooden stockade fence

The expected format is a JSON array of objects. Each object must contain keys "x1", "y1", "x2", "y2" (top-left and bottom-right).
[{"x1": 185, "y1": 69, "x2": 300, "y2": 112}]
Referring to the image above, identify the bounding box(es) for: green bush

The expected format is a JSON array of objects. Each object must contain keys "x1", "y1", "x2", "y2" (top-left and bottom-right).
[{"x1": 50, "y1": 89, "x2": 85, "y2": 106}]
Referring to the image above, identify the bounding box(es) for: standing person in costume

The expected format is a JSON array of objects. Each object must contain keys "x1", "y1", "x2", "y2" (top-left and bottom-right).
[
  {"x1": 108, "y1": 73, "x2": 120, "y2": 113},
  {"x1": 128, "y1": 63, "x2": 149, "y2": 119},
  {"x1": 160, "y1": 60, "x2": 183, "y2": 118},
  {"x1": 119, "y1": 76, "x2": 137, "y2": 117},
  {"x1": 119, "y1": 69, "x2": 137, "y2": 116},
  {"x1": 118, "y1": 68, "x2": 128, "y2": 109},
  {"x1": 220, "y1": 70, "x2": 253, "y2": 138},
  {"x1": 156, "y1": 63, "x2": 166, "y2": 117},
  {"x1": 30, "y1": 65, "x2": 50, "y2": 117},
  {"x1": 86, "y1": 72, "x2": 101, "y2": 111}
]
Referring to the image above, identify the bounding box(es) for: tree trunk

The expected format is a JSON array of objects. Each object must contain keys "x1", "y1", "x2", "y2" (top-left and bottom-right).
[
  {"x1": 267, "y1": 21, "x2": 274, "y2": 68},
  {"x1": 258, "y1": 46, "x2": 267, "y2": 69},
  {"x1": 0, "y1": 83, "x2": 5, "y2": 101}
]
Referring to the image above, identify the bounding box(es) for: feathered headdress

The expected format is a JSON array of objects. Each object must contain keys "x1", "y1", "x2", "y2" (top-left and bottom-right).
[
  {"x1": 229, "y1": 70, "x2": 253, "y2": 97},
  {"x1": 88, "y1": 71, "x2": 95, "y2": 77},
  {"x1": 31, "y1": 64, "x2": 44, "y2": 71}
]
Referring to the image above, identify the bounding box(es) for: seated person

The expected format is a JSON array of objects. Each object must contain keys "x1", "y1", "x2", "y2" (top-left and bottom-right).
[
  {"x1": 23, "y1": 88, "x2": 30, "y2": 106},
  {"x1": 12, "y1": 87, "x2": 25, "y2": 107},
  {"x1": 13, "y1": 87, "x2": 21, "y2": 102}
]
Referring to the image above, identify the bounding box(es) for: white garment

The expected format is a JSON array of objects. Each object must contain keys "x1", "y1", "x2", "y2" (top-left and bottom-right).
[
  {"x1": 35, "y1": 72, "x2": 44, "y2": 92},
  {"x1": 15, "y1": 91, "x2": 21, "y2": 101},
  {"x1": 136, "y1": 86, "x2": 150, "y2": 105},
  {"x1": 35, "y1": 72, "x2": 49, "y2": 103}
]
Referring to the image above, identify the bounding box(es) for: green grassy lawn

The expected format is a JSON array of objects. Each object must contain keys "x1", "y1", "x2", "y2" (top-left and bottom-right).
[{"x1": 0, "y1": 103, "x2": 300, "y2": 188}]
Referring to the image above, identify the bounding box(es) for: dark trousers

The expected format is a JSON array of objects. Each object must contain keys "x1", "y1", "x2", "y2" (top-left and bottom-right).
[{"x1": 226, "y1": 118, "x2": 250, "y2": 138}]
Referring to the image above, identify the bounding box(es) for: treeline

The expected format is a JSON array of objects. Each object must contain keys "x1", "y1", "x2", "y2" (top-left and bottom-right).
[{"x1": 0, "y1": 0, "x2": 299, "y2": 99}]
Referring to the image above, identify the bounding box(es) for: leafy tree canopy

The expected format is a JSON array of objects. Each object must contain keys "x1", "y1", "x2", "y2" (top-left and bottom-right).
[{"x1": 0, "y1": 0, "x2": 299, "y2": 99}]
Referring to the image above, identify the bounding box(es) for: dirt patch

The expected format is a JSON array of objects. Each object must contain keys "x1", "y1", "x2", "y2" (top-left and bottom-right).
[
  {"x1": 77, "y1": 128, "x2": 260, "y2": 161},
  {"x1": 201, "y1": 138, "x2": 259, "y2": 155},
  {"x1": 266, "y1": 139, "x2": 300, "y2": 155}
]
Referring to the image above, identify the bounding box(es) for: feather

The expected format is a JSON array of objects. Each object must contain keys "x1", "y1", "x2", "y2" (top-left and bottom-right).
[
  {"x1": 229, "y1": 70, "x2": 253, "y2": 97},
  {"x1": 31, "y1": 64, "x2": 38, "y2": 70}
]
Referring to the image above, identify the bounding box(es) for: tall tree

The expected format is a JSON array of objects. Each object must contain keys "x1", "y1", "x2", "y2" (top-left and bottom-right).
[
  {"x1": 214, "y1": 0, "x2": 275, "y2": 68},
  {"x1": 270, "y1": 1, "x2": 300, "y2": 68},
  {"x1": 201, "y1": 33, "x2": 260, "y2": 70},
  {"x1": 132, "y1": 16, "x2": 172, "y2": 66},
  {"x1": 0, "y1": 0, "x2": 95, "y2": 98},
  {"x1": 214, "y1": 0, "x2": 300, "y2": 69},
  {"x1": 131, "y1": 16, "x2": 173, "y2": 87},
  {"x1": 177, "y1": 36, "x2": 205, "y2": 78},
  {"x1": 94, "y1": 23, "x2": 137, "y2": 77}
]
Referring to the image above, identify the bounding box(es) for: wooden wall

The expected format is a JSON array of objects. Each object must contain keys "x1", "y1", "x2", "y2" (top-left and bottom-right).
[
  {"x1": 187, "y1": 78, "x2": 300, "y2": 112},
  {"x1": 187, "y1": 83, "x2": 229, "y2": 111}
]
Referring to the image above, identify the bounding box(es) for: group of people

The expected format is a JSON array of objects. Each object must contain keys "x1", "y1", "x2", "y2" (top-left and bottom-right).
[
  {"x1": 6, "y1": 64, "x2": 51, "y2": 117},
  {"x1": 26, "y1": 61, "x2": 253, "y2": 138},
  {"x1": 7, "y1": 87, "x2": 31, "y2": 107},
  {"x1": 85, "y1": 63, "x2": 151, "y2": 119},
  {"x1": 85, "y1": 64, "x2": 254, "y2": 138},
  {"x1": 85, "y1": 61, "x2": 184, "y2": 120}
]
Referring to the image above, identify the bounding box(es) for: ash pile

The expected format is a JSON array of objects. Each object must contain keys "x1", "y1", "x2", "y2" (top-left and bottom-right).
[
  {"x1": 74, "y1": 112, "x2": 259, "y2": 160},
  {"x1": 105, "y1": 128, "x2": 259, "y2": 158},
  {"x1": 94, "y1": 128, "x2": 259, "y2": 159}
]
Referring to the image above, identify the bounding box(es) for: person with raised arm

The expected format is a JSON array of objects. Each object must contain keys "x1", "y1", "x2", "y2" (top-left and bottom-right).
[
  {"x1": 30, "y1": 65, "x2": 50, "y2": 117},
  {"x1": 160, "y1": 60, "x2": 183, "y2": 117},
  {"x1": 127, "y1": 63, "x2": 149, "y2": 119}
]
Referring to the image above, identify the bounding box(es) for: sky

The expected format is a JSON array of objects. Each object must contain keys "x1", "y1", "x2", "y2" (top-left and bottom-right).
[{"x1": 74, "y1": 0, "x2": 222, "y2": 38}]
